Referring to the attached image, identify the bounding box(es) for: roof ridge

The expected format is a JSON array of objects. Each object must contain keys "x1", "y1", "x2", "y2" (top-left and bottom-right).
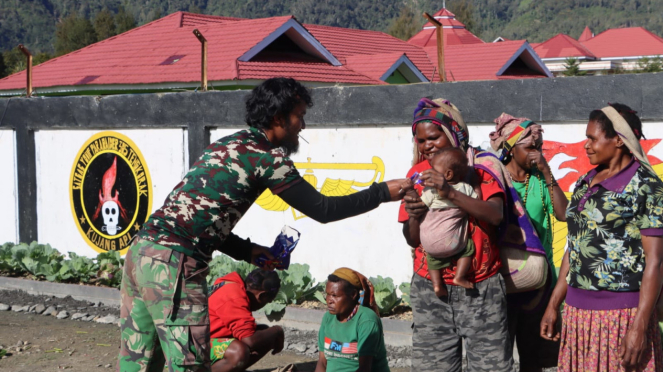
[
  {"x1": 180, "y1": 11, "x2": 245, "y2": 21},
  {"x1": 304, "y1": 23, "x2": 388, "y2": 36},
  {"x1": 536, "y1": 33, "x2": 596, "y2": 58}
]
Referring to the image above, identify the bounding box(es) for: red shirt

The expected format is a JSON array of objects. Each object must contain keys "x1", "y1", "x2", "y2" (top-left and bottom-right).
[
  {"x1": 398, "y1": 161, "x2": 504, "y2": 284},
  {"x1": 209, "y1": 272, "x2": 256, "y2": 340}
]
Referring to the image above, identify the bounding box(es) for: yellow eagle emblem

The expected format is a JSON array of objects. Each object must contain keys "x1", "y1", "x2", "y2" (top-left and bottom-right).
[{"x1": 255, "y1": 157, "x2": 385, "y2": 220}]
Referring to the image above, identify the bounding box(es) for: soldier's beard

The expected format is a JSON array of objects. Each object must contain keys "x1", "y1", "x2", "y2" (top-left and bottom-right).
[{"x1": 280, "y1": 121, "x2": 300, "y2": 156}]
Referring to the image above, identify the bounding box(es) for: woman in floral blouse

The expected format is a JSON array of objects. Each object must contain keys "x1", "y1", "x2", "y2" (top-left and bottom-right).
[{"x1": 540, "y1": 103, "x2": 663, "y2": 372}]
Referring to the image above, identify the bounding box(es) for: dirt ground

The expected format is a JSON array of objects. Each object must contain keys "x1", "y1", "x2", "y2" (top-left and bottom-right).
[{"x1": 0, "y1": 309, "x2": 409, "y2": 372}]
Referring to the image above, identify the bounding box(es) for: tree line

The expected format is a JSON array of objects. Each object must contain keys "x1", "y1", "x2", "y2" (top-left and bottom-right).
[{"x1": 0, "y1": 5, "x2": 136, "y2": 78}]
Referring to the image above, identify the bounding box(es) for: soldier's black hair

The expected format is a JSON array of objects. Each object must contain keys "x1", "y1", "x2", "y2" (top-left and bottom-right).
[
  {"x1": 245, "y1": 77, "x2": 313, "y2": 130},
  {"x1": 589, "y1": 103, "x2": 644, "y2": 140},
  {"x1": 245, "y1": 269, "x2": 281, "y2": 295}
]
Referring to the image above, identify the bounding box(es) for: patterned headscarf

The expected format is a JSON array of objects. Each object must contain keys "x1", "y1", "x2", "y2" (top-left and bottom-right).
[
  {"x1": 412, "y1": 98, "x2": 470, "y2": 151},
  {"x1": 331, "y1": 267, "x2": 380, "y2": 316},
  {"x1": 489, "y1": 113, "x2": 543, "y2": 160}
]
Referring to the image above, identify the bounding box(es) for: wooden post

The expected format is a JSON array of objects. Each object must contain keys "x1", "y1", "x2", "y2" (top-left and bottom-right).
[
  {"x1": 423, "y1": 13, "x2": 445, "y2": 82},
  {"x1": 193, "y1": 29, "x2": 208, "y2": 91},
  {"x1": 18, "y1": 44, "x2": 33, "y2": 97}
]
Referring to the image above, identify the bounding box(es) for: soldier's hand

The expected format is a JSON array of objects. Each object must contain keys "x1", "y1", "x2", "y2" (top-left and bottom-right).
[
  {"x1": 385, "y1": 179, "x2": 407, "y2": 201},
  {"x1": 250, "y1": 244, "x2": 276, "y2": 270}
]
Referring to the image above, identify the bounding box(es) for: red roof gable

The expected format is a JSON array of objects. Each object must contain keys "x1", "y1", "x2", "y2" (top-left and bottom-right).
[
  {"x1": 409, "y1": 7, "x2": 484, "y2": 47},
  {"x1": 344, "y1": 53, "x2": 417, "y2": 81},
  {"x1": 425, "y1": 41, "x2": 548, "y2": 82},
  {"x1": 408, "y1": 27, "x2": 484, "y2": 47},
  {"x1": 305, "y1": 24, "x2": 435, "y2": 80},
  {"x1": 435, "y1": 8, "x2": 456, "y2": 18},
  {"x1": 534, "y1": 34, "x2": 596, "y2": 59},
  {"x1": 581, "y1": 27, "x2": 663, "y2": 58},
  {"x1": 578, "y1": 26, "x2": 593, "y2": 42}
]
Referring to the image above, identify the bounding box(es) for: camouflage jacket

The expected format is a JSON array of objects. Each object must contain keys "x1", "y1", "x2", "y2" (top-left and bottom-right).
[{"x1": 138, "y1": 127, "x2": 302, "y2": 262}]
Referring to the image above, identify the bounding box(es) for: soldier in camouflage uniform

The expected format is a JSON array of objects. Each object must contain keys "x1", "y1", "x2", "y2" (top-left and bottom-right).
[{"x1": 118, "y1": 78, "x2": 403, "y2": 372}]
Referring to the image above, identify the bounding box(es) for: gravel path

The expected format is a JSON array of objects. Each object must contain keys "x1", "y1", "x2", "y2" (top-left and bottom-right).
[{"x1": 0, "y1": 290, "x2": 412, "y2": 370}]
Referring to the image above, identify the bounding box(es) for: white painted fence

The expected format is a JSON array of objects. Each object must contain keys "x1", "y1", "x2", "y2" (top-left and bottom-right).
[{"x1": 4, "y1": 122, "x2": 663, "y2": 283}]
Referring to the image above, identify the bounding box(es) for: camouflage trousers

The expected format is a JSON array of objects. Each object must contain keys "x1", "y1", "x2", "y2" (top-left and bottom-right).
[
  {"x1": 118, "y1": 238, "x2": 211, "y2": 372},
  {"x1": 411, "y1": 273, "x2": 514, "y2": 372}
]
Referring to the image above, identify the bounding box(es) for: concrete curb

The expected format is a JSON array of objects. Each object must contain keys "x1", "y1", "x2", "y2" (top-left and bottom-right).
[
  {"x1": 0, "y1": 277, "x2": 121, "y2": 307},
  {"x1": 0, "y1": 277, "x2": 413, "y2": 346}
]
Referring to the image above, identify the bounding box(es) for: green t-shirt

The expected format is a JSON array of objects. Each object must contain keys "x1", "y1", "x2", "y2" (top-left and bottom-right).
[
  {"x1": 318, "y1": 306, "x2": 390, "y2": 372},
  {"x1": 512, "y1": 169, "x2": 556, "y2": 283}
]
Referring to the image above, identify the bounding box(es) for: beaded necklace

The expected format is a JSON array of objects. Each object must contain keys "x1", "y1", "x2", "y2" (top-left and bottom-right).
[
  {"x1": 512, "y1": 170, "x2": 555, "y2": 237},
  {"x1": 340, "y1": 304, "x2": 360, "y2": 323}
]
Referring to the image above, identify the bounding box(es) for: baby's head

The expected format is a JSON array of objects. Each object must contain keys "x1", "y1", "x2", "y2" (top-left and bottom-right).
[{"x1": 429, "y1": 147, "x2": 469, "y2": 184}]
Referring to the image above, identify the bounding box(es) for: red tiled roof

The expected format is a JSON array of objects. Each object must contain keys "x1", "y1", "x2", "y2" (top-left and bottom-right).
[
  {"x1": 435, "y1": 8, "x2": 456, "y2": 18},
  {"x1": 409, "y1": 7, "x2": 483, "y2": 47},
  {"x1": 179, "y1": 12, "x2": 242, "y2": 27},
  {"x1": 408, "y1": 27, "x2": 484, "y2": 47},
  {"x1": 425, "y1": 41, "x2": 546, "y2": 82},
  {"x1": 344, "y1": 53, "x2": 406, "y2": 81},
  {"x1": 0, "y1": 12, "x2": 389, "y2": 91},
  {"x1": 0, "y1": 10, "x2": 546, "y2": 93},
  {"x1": 534, "y1": 34, "x2": 596, "y2": 59},
  {"x1": 422, "y1": 17, "x2": 466, "y2": 29},
  {"x1": 422, "y1": 8, "x2": 461, "y2": 28},
  {"x1": 581, "y1": 27, "x2": 663, "y2": 58},
  {"x1": 237, "y1": 61, "x2": 381, "y2": 84},
  {"x1": 578, "y1": 26, "x2": 593, "y2": 42},
  {"x1": 305, "y1": 24, "x2": 435, "y2": 80}
]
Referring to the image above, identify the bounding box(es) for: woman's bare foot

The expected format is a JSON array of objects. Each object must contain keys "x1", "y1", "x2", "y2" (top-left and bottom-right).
[
  {"x1": 453, "y1": 276, "x2": 475, "y2": 289},
  {"x1": 433, "y1": 284, "x2": 448, "y2": 298}
]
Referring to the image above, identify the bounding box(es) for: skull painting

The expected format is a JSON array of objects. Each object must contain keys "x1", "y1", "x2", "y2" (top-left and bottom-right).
[
  {"x1": 101, "y1": 201, "x2": 121, "y2": 235},
  {"x1": 93, "y1": 156, "x2": 128, "y2": 236}
]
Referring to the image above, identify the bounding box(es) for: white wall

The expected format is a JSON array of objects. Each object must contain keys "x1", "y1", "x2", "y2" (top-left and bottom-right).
[
  {"x1": 22, "y1": 121, "x2": 663, "y2": 281},
  {"x1": 35, "y1": 129, "x2": 187, "y2": 257},
  {"x1": 0, "y1": 130, "x2": 18, "y2": 244}
]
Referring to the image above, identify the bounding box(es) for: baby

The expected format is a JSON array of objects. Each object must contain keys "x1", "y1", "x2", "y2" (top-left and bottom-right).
[{"x1": 407, "y1": 148, "x2": 478, "y2": 297}]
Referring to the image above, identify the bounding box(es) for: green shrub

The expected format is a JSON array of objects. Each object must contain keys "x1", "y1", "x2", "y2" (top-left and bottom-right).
[
  {"x1": 370, "y1": 275, "x2": 401, "y2": 315},
  {"x1": 208, "y1": 254, "x2": 256, "y2": 284},
  {"x1": 0, "y1": 242, "x2": 22, "y2": 275},
  {"x1": 399, "y1": 282, "x2": 411, "y2": 308},
  {"x1": 65, "y1": 252, "x2": 98, "y2": 283},
  {"x1": 11, "y1": 242, "x2": 64, "y2": 279},
  {"x1": 96, "y1": 251, "x2": 124, "y2": 287}
]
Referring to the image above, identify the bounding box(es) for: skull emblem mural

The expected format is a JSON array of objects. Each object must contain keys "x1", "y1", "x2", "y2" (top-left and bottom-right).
[
  {"x1": 71, "y1": 131, "x2": 152, "y2": 254},
  {"x1": 92, "y1": 157, "x2": 128, "y2": 236}
]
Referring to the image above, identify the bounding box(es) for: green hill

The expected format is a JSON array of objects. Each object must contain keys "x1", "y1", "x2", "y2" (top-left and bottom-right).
[{"x1": 2, "y1": 0, "x2": 663, "y2": 56}]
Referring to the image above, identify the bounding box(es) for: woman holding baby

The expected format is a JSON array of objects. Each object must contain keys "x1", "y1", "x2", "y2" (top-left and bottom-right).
[{"x1": 399, "y1": 98, "x2": 514, "y2": 372}]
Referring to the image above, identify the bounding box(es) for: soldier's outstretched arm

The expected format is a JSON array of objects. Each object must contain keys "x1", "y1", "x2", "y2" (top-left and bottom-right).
[{"x1": 277, "y1": 178, "x2": 404, "y2": 224}]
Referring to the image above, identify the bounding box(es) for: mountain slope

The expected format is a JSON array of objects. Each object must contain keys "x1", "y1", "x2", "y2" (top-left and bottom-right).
[{"x1": 2, "y1": 0, "x2": 663, "y2": 55}]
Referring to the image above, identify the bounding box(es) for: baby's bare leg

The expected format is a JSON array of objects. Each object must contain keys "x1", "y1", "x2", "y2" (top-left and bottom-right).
[
  {"x1": 452, "y1": 256, "x2": 475, "y2": 289},
  {"x1": 429, "y1": 268, "x2": 448, "y2": 297}
]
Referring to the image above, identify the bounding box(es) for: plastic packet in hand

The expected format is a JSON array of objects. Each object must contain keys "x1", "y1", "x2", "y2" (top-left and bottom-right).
[
  {"x1": 255, "y1": 226, "x2": 301, "y2": 270},
  {"x1": 410, "y1": 172, "x2": 423, "y2": 185}
]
